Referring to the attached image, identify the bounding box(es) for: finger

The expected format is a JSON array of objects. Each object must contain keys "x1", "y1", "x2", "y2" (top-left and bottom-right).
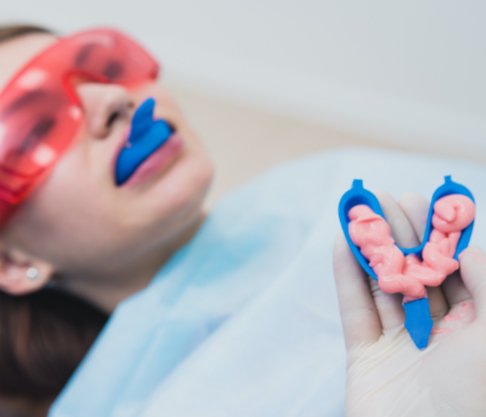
[
  {"x1": 368, "y1": 278, "x2": 404, "y2": 330},
  {"x1": 333, "y1": 233, "x2": 381, "y2": 349},
  {"x1": 378, "y1": 192, "x2": 419, "y2": 248},
  {"x1": 441, "y1": 270, "x2": 472, "y2": 306},
  {"x1": 398, "y1": 192, "x2": 449, "y2": 319},
  {"x1": 398, "y1": 192, "x2": 429, "y2": 242},
  {"x1": 459, "y1": 246, "x2": 486, "y2": 319}
]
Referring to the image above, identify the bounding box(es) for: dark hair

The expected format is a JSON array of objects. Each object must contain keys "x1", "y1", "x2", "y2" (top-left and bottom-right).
[
  {"x1": 0, "y1": 24, "x2": 108, "y2": 417},
  {"x1": 0, "y1": 289, "x2": 107, "y2": 415}
]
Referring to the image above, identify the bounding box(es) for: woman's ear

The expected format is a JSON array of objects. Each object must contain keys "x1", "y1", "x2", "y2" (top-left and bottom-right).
[{"x1": 0, "y1": 249, "x2": 54, "y2": 295}]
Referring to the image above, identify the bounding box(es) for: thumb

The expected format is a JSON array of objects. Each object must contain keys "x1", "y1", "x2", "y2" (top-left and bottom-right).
[{"x1": 459, "y1": 246, "x2": 486, "y2": 318}]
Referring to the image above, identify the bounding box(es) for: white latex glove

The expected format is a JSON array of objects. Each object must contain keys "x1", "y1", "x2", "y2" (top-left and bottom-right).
[{"x1": 333, "y1": 192, "x2": 486, "y2": 417}]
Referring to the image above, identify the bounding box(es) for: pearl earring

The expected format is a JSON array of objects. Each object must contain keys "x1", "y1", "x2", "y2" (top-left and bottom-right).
[{"x1": 26, "y1": 266, "x2": 40, "y2": 281}]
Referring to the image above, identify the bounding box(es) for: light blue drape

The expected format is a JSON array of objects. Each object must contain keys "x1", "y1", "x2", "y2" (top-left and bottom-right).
[{"x1": 51, "y1": 148, "x2": 486, "y2": 417}]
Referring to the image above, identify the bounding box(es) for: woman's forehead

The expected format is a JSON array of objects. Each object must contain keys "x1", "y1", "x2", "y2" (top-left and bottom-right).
[{"x1": 0, "y1": 33, "x2": 56, "y2": 92}]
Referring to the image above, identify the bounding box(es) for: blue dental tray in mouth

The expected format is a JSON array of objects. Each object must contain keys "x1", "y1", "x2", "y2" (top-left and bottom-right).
[{"x1": 115, "y1": 97, "x2": 174, "y2": 186}]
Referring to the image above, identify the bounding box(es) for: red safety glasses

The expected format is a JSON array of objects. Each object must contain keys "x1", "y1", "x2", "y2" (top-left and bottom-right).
[{"x1": 0, "y1": 28, "x2": 159, "y2": 223}]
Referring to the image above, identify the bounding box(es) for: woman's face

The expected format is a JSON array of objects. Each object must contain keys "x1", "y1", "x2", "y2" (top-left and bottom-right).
[{"x1": 0, "y1": 32, "x2": 214, "y2": 279}]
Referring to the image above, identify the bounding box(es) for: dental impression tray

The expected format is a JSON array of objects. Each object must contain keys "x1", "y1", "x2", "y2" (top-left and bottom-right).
[{"x1": 338, "y1": 176, "x2": 475, "y2": 349}]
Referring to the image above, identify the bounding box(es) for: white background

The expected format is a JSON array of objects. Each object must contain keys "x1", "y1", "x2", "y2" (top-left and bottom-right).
[{"x1": 2, "y1": 0, "x2": 486, "y2": 158}]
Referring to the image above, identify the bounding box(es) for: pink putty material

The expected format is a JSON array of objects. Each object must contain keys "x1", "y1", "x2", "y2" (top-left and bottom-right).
[{"x1": 348, "y1": 195, "x2": 475, "y2": 301}]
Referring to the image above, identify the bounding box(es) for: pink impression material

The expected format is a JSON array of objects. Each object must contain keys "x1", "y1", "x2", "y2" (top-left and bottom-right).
[{"x1": 348, "y1": 195, "x2": 475, "y2": 301}]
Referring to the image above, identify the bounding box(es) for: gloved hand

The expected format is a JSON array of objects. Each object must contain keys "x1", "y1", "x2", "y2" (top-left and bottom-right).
[{"x1": 333, "y1": 192, "x2": 486, "y2": 417}]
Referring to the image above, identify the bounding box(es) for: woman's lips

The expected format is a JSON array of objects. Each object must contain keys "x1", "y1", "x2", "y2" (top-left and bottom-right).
[{"x1": 121, "y1": 132, "x2": 184, "y2": 187}]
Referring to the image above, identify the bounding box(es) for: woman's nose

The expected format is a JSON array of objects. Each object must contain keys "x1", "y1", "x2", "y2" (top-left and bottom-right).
[{"x1": 76, "y1": 83, "x2": 134, "y2": 139}]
